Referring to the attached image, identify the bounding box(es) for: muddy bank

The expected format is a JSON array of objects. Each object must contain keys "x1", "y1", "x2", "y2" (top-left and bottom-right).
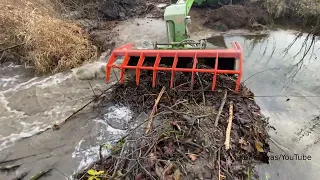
[
  {"x1": 62, "y1": 0, "x2": 166, "y2": 51},
  {"x1": 60, "y1": 0, "x2": 147, "y2": 20},
  {"x1": 201, "y1": 4, "x2": 272, "y2": 31},
  {"x1": 73, "y1": 70, "x2": 270, "y2": 180},
  {"x1": 198, "y1": 0, "x2": 319, "y2": 33},
  {"x1": 260, "y1": 0, "x2": 320, "y2": 31}
]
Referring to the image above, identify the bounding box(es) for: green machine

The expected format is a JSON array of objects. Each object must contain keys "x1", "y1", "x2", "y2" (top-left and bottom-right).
[
  {"x1": 153, "y1": 0, "x2": 239, "y2": 71},
  {"x1": 106, "y1": 0, "x2": 242, "y2": 90},
  {"x1": 154, "y1": 0, "x2": 231, "y2": 49},
  {"x1": 155, "y1": 0, "x2": 207, "y2": 49}
]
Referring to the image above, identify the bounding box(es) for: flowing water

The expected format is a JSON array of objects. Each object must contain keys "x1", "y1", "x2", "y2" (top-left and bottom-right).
[{"x1": 0, "y1": 17, "x2": 320, "y2": 179}]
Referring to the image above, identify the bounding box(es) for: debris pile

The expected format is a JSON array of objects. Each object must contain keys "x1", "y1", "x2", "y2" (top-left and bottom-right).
[{"x1": 74, "y1": 69, "x2": 270, "y2": 180}]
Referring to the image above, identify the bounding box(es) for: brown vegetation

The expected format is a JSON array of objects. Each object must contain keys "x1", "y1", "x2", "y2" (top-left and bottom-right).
[
  {"x1": 0, "y1": 0, "x2": 97, "y2": 74},
  {"x1": 203, "y1": 4, "x2": 271, "y2": 31}
]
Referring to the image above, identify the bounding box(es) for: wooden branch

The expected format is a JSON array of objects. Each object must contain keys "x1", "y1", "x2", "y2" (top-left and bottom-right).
[
  {"x1": 111, "y1": 142, "x2": 126, "y2": 179},
  {"x1": 145, "y1": 86, "x2": 166, "y2": 134},
  {"x1": 12, "y1": 171, "x2": 30, "y2": 180},
  {"x1": 30, "y1": 167, "x2": 53, "y2": 180},
  {"x1": 214, "y1": 90, "x2": 227, "y2": 127},
  {"x1": 0, "y1": 42, "x2": 25, "y2": 53},
  {"x1": 224, "y1": 101, "x2": 234, "y2": 150},
  {"x1": 52, "y1": 83, "x2": 116, "y2": 130}
]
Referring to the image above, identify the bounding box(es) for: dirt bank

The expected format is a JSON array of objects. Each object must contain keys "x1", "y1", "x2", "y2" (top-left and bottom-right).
[
  {"x1": 261, "y1": 0, "x2": 320, "y2": 30},
  {"x1": 73, "y1": 70, "x2": 270, "y2": 180},
  {"x1": 200, "y1": 0, "x2": 319, "y2": 33},
  {"x1": 202, "y1": 4, "x2": 272, "y2": 31},
  {"x1": 60, "y1": 0, "x2": 148, "y2": 20}
]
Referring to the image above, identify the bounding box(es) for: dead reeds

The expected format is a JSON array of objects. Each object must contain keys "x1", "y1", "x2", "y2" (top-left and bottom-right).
[{"x1": 0, "y1": 0, "x2": 97, "y2": 73}]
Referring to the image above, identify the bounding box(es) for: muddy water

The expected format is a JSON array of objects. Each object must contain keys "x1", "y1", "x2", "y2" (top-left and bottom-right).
[
  {"x1": 0, "y1": 61, "x2": 127, "y2": 179},
  {"x1": 207, "y1": 32, "x2": 320, "y2": 180},
  {"x1": 0, "y1": 17, "x2": 319, "y2": 180}
]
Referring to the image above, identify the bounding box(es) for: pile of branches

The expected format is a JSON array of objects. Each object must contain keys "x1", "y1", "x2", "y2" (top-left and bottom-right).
[{"x1": 74, "y1": 69, "x2": 270, "y2": 180}]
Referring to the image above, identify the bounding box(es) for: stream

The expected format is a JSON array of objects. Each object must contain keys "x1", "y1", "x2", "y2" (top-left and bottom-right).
[{"x1": 0, "y1": 18, "x2": 320, "y2": 180}]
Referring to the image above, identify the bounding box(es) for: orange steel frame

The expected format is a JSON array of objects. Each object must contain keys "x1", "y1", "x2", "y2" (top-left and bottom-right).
[{"x1": 106, "y1": 42, "x2": 243, "y2": 92}]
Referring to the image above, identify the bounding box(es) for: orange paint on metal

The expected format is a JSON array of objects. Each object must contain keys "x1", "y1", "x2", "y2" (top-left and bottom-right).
[{"x1": 106, "y1": 42, "x2": 243, "y2": 93}]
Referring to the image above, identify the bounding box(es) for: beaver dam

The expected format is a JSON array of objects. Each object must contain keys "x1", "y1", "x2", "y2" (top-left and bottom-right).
[{"x1": 73, "y1": 69, "x2": 270, "y2": 180}]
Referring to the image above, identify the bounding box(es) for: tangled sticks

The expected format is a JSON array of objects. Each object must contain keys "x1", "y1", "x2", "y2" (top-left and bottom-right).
[{"x1": 75, "y1": 69, "x2": 270, "y2": 180}]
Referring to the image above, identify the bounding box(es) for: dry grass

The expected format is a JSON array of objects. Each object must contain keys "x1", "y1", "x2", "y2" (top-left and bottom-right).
[
  {"x1": 256, "y1": 0, "x2": 320, "y2": 19},
  {"x1": 0, "y1": 0, "x2": 97, "y2": 74}
]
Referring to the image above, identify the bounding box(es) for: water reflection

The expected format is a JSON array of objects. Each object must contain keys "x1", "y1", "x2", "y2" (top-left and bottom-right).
[
  {"x1": 206, "y1": 36, "x2": 228, "y2": 48},
  {"x1": 242, "y1": 34, "x2": 270, "y2": 51}
]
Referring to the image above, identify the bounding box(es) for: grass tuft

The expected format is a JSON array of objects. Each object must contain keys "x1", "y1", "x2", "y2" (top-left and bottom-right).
[{"x1": 0, "y1": 0, "x2": 97, "y2": 74}]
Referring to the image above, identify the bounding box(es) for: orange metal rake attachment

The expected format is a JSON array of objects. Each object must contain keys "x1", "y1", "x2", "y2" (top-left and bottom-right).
[{"x1": 106, "y1": 42, "x2": 243, "y2": 92}]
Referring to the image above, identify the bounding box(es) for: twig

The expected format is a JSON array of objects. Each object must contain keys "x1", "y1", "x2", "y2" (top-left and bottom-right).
[
  {"x1": 170, "y1": 99, "x2": 188, "y2": 108},
  {"x1": 87, "y1": 81, "x2": 96, "y2": 96},
  {"x1": 218, "y1": 148, "x2": 221, "y2": 180},
  {"x1": 214, "y1": 90, "x2": 227, "y2": 127},
  {"x1": 0, "y1": 164, "x2": 20, "y2": 171},
  {"x1": 0, "y1": 42, "x2": 25, "y2": 53},
  {"x1": 52, "y1": 167, "x2": 71, "y2": 180},
  {"x1": 145, "y1": 86, "x2": 166, "y2": 134},
  {"x1": 0, "y1": 144, "x2": 64, "y2": 164},
  {"x1": 53, "y1": 82, "x2": 117, "y2": 130},
  {"x1": 110, "y1": 155, "x2": 170, "y2": 163},
  {"x1": 121, "y1": 162, "x2": 138, "y2": 178},
  {"x1": 99, "y1": 145, "x2": 103, "y2": 163},
  {"x1": 160, "y1": 104, "x2": 194, "y2": 125},
  {"x1": 221, "y1": 166, "x2": 233, "y2": 179},
  {"x1": 111, "y1": 142, "x2": 126, "y2": 179},
  {"x1": 52, "y1": 100, "x2": 93, "y2": 130},
  {"x1": 0, "y1": 52, "x2": 5, "y2": 64},
  {"x1": 119, "y1": 111, "x2": 170, "y2": 141},
  {"x1": 176, "y1": 149, "x2": 193, "y2": 164},
  {"x1": 160, "y1": 104, "x2": 182, "y2": 114},
  {"x1": 160, "y1": 104, "x2": 189, "y2": 116},
  {"x1": 196, "y1": 72, "x2": 206, "y2": 105},
  {"x1": 224, "y1": 101, "x2": 234, "y2": 150},
  {"x1": 162, "y1": 162, "x2": 174, "y2": 179},
  {"x1": 196, "y1": 113, "x2": 217, "y2": 118},
  {"x1": 269, "y1": 137, "x2": 289, "y2": 154},
  {"x1": 30, "y1": 167, "x2": 53, "y2": 180},
  {"x1": 137, "y1": 160, "x2": 156, "y2": 180},
  {"x1": 12, "y1": 171, "x2": 30, "y2": 180},
  {"x1": 172, "y1": 82, "x2": 190, "y2": 90}
]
